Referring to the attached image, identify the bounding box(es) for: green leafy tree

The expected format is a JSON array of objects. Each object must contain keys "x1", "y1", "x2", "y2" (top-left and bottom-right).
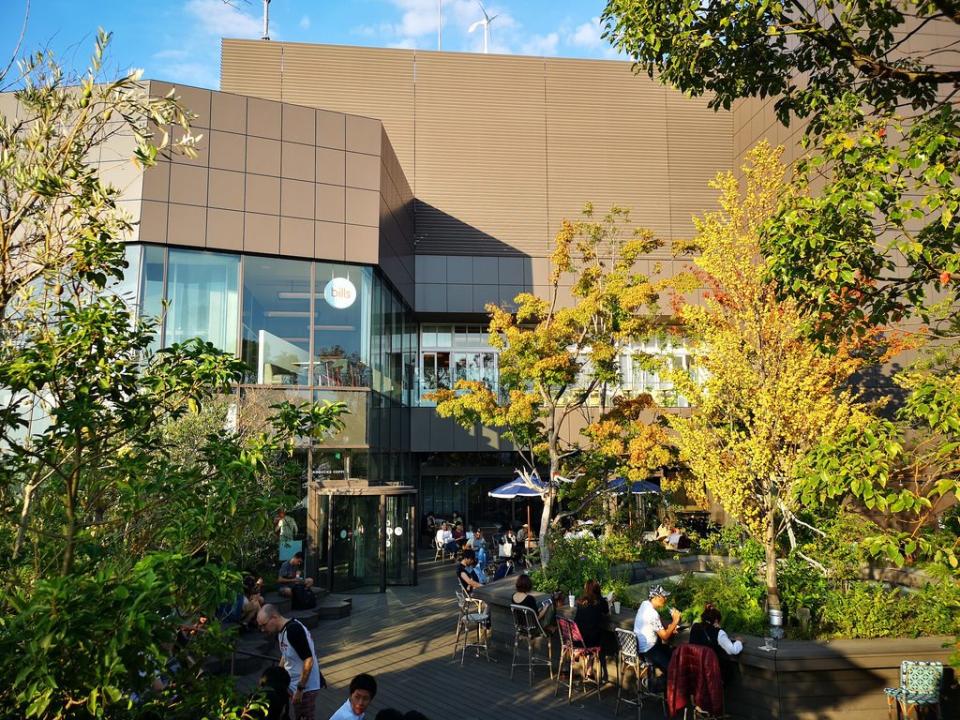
[
  {"x1": 431, "y1": 205, "x2": 664, "y2": 562},
  {"x1": 0, "y1": 34, "x2": 345, "y2": 718},
  {"x1": 601, "y1": 0, "x2": 960, "y2": 342}
]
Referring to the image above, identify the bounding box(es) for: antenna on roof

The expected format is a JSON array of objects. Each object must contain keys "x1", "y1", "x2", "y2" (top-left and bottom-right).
[
  {"x1": 438, "y1": 0, "x2": 443, "y2": 50},
  {"x1": 221, "y1": 0, "x2": 269, "y2": 41},
  {"x1": 262, "y1": 0, "x2": 271, "y2": 40},
  {"x1": 468, "y1": 1, "x2": 498, "y2": 54}
]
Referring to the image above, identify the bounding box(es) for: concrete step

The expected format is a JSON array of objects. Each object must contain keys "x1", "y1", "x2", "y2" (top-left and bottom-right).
[
  {"x1": 262, "y1": 592, "x2": 291, "y2": 614},
  {"x1": 317, "y1": 597, "x2": 352, "y2": 620}
]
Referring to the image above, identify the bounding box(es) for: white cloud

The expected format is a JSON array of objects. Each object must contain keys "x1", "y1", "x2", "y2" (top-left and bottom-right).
[
  {"x1": 520, "y1": 32, "x2": 559, "y2": 57},
  {"x1": 299, "y1": 15, "x2": 311, "y2": 30},
  {"x1": 185, "y1": 0, "x2": 262, "y2": 38},
  {"x1": 151, "y1": 0, "x2": 267, "y2": 89},
  {"x1": 569, "y1": 16, "x2": 603, "y2": 49}
]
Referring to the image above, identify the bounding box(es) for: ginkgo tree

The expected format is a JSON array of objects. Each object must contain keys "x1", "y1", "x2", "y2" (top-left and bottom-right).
[
  {"x1": 431, "y1": 205, "x2": 665, "y2": 563},
  {"x1": 668, "y1": 143, "x2": 868, "y2": 611}
]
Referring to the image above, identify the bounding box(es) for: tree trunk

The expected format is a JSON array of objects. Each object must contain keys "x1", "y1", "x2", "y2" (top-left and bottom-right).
[
  {"x1": 12, "y1": 478, "x2": 39, "y2": 558},
  {"x1": 764, "y1": 503, "x2": 780, "y2": 611},
  {"x1": 539, "y1": 486, "x2": 554, "y2": 566}
]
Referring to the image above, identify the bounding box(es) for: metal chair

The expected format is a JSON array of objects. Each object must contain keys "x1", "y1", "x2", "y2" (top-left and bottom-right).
[
  {"x1": 614, "y1": 628, "x2": 667, "y2": 718},
  {"x1": 555, "y1": 617, "x2": 602, "y2": 702},
  {"x1": 434, "y1": 537, "x2": 455, "y2": 562},
  {"x1": 452, "y1": 590, "x2": 490, "y2": 665},
  {"x1": 509, "y1": 603, "x2": 553, "y2": 685},
  {"x1": 884, "y1": 660, "x2": 944, "y2": 720}
]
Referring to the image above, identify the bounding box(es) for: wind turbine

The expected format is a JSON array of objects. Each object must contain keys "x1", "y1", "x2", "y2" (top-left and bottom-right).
[{"x1": 468, "y1": 1, "x2": 498, "y2": 54}]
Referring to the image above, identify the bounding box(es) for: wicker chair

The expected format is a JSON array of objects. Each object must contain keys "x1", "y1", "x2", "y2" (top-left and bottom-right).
[
  {"x1": 614, "y1": 628, "x2": 667, "y2": 718},
  {"x1": 452, "y1": 589, "x2": 490, "y2": 665},
  {"x1": 884, "y1": 660, "x2": 943, "y2": 720},
  {"x1": 555, "y1": 617, "x2": 602, "y2": 703},
  {"x1": 509, "y1": 603, "x2": 553, "y2": 685}
]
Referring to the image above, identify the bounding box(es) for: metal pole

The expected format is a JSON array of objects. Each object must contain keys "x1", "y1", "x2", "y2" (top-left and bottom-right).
[
  {"x1": 379, "y1": 495, "x2": 387, "y2": 593},
  {"x1": 262, "y1": 0, "x2": 271, "y2": 40},
  {"x1": 438, "y1": 0, "x2": 442, "y2": 50}
]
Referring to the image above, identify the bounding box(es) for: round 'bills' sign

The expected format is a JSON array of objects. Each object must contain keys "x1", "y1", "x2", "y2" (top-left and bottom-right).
[{"x1": 324, "y1": 277, "x2": 357, "y2": 309}]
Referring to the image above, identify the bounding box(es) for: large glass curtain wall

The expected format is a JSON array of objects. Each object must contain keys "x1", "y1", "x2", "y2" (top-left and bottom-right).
[
  {"x1": 131, "y1": 245, "x2": 413, "y2": 401},
  {"x1": 418, "y1": 324, "x2": 499, "y2": 406}
]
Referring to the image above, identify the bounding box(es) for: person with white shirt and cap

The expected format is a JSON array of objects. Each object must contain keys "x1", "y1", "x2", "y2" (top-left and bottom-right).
[{"x1": 633, "y1": 584, "x2": 682, "y2": 684}]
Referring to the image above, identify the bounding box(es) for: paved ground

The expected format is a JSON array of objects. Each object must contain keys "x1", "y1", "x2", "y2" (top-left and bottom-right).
[{"x1": 246, "y1": 552, "x2": 663, "y2": 720}]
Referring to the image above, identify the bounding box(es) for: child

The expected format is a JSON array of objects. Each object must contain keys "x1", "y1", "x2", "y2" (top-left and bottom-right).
[
  {"x1": 329, "y1": 673, "x2": 378, "y2": 720},
  {"x1": 258, "y1": 666, "x2": 291, "y2": 720}
]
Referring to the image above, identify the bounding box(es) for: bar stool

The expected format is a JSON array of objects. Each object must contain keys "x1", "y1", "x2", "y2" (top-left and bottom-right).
[
  {"x1": 453, "y1": 589, "x2": 490, "y2": 665},
  {"x1": 615, "y1": 628, "x2": 667, "y2": 718},
  {"x1": 509, "y1": 603, "x2": 553, "y2": 685},
  {"x1": 556, "y1": 617, "x2": 602, "y2": 702}
]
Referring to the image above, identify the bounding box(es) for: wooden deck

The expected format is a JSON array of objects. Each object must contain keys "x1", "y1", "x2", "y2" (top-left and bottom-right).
[{"x1": 246, "y1": 553, "x2": 661, "y2": 719}]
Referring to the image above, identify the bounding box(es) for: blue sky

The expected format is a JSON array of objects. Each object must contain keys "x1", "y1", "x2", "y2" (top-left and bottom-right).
[{"x1": 1, "y1": 1, "x2": 625, "y2": 90}]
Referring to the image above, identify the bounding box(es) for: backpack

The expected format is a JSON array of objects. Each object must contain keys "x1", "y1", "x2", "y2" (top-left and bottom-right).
[{"x1": 290, "y1": 584, "x2": 317, "y2": 610}]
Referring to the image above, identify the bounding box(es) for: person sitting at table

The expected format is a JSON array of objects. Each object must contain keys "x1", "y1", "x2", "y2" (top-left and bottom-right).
[
  {"x1": 664, "y1": 527, "x2": 691, "y2": 550},
  {"x1": 456, "y1": 549, "x2": 483, "y2": 595},
  {"x1": 452, "y1": 523, "x2": 468, "y2": 549},
  {"x1": 435, "y1": 522, "x2": 457, "y2": 556},
  {"x1": 511, "y1": 573, "x2": 554, "y2": 630},
  {"x1": 689, "y1": 602, "x2": 742, "y2": 684},
  {"x1": 466, "y1": 529, "x2": 489, "y2": 578},
  {"x1": 574, "y1": 579, "x2": 611, "y2": 682},
  {"x1": 633, "y1": 585, "x2": 682, "y2": 686}
]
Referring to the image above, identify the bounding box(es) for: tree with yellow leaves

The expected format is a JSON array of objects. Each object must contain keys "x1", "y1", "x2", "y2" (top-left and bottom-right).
[
  {"x1": 431, "y1": 205, "x2": 665, "y2": 563},
  {"x1": 669, "y1": 143, "x2": 867, "y2": 611}
]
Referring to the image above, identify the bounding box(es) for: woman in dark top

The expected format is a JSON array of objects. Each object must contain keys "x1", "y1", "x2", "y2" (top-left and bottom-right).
[
  {"x1": 574, "y1": 579, "x2": 612, "y2": 682},
  {"x1": 511, "y1": 574, "x2": 554, "y2": 629},
  {"x1": 689, "y1": 603, "x2": 743, "y2": 684}
]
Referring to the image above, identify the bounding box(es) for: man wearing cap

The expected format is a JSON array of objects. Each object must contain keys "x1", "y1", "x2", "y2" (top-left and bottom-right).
[{"x1": 633, "y1": 585, "x2": 682, "y2": 682}]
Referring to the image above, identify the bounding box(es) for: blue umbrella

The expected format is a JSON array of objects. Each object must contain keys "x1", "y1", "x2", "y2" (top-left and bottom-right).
[
  {"x1": 488, "y1": 475, "x2": 546, "y2": 499},
  {"x1": 607, "y1": 477, "x2": 662, "y2": 495}
]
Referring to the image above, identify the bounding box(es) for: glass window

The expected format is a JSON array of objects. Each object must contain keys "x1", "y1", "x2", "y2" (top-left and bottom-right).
[
  {"x1": 421, "y1": 326, "x2": 437, "y2": 349},
  {"x1": 436, "y1": 325, "x2": 452, "y2": 348},
  {"x1": 113, "y1": 244, "x2": 142, "y2": 311},
  {"x1": 140, "y1": 245, "x2": 166, "y2": 350},
  {"x1": 166, "y1": 249, "x2": 239, "y2": 354},
  {"x1": 313, "y1": 263, "x2": 371, "y2": 387},
  {"x1": 242, "y1": 256, "x2": 311, "y2": 385}
]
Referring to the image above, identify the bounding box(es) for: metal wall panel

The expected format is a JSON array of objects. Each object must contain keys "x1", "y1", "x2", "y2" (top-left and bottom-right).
[{"x1": 220, "y1": 41, "x2": 734, "y2": 259}]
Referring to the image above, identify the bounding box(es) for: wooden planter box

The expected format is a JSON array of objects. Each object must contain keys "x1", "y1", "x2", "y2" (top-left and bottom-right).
[{"x1": 472, "y1": 580, "x2": 958, "y2": 719}]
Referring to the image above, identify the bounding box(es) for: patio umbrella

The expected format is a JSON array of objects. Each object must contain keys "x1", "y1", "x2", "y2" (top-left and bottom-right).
[
  {"x1": 488, "y1": 473, "x2": 546, "y2": 532},
  {"x1": 606, "y1": 477, "x2": 662, "y2": 495},
  {"x1": 488, "y1": 473, "x2": 546, "y2": 499},
  {"x1": 607, "y1": 477, "x2": 661, "y2": 528}
]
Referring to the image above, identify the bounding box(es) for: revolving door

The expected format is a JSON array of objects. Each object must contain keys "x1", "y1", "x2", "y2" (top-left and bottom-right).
[{"x1": 309, "y1": 484, "x2": 417, "y2": 593}]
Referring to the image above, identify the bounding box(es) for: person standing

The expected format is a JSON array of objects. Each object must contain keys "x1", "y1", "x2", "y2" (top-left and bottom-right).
[
  {"x1": 633, "y1": 585, "x2": 682, "y2": 683},
  {"x1": 257, "y1": 604, "x2": 326, "y2": 720},
  {"x1": 277, "y1": 509, "x2": 300, "y2": 560}
]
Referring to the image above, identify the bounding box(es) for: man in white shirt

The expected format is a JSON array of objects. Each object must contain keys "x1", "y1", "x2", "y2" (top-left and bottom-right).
[
  {"x1": 633, "y1": 585, "x2": 682, "y2": 682},
  {"x1": 257, "y1": 604, "x2": 325, "y2": 720}
]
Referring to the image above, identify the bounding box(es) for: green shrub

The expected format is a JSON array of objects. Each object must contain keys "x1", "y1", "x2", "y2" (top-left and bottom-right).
[
  {"x1": 820, "y1": 582, "x2": 909, "y2": 638},
  {"x1": 531, "y1": 536, "x2": 615, "y2": 595},
  {"x1": 665, "y1": 566, "x2": 767, "y2": 636}
]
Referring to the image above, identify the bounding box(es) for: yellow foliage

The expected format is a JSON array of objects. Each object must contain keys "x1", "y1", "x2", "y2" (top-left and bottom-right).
[{"x1": 669, "y1": 143, "x2": 867, "y2": 546}]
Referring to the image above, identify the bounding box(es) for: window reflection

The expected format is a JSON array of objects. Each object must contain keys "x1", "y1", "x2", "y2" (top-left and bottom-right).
[
  {"x1": 166, "y1": 249, "x2": 239, "y2": 354},
  {"x1": 313, "y1": 264, "x2": 371, "y2": 387},
  {"x1": 242, "y1": 257, "x2": 311, "y2": 385},
  {"x1": 139, "y1": 245, "x2": 166, "y2": 351}
]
